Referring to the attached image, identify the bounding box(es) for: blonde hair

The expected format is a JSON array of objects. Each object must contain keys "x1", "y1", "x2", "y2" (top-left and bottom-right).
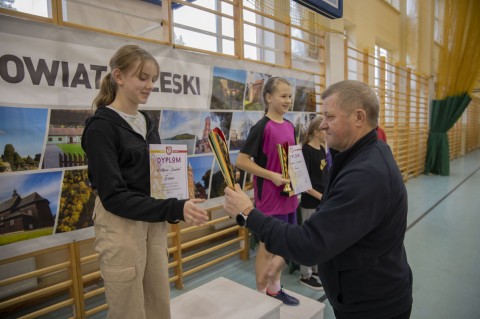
[
  {"x1": 262, "y1": 76, "x2": 291, "y2": 114},
  {"x1": 93, "y1": 45, "x2": 159, "y2": 108},
  {"x1": 302, "y1": 116, "x2": 323, "y2": 145}
]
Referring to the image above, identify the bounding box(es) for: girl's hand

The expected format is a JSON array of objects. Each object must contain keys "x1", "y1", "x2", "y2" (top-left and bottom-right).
[
  {"x1": 183, "y1": 199, "x2": 209, "y2": 226},
  {"x1": 270, "y1": 172, "x2": 290, "y2": 187}
]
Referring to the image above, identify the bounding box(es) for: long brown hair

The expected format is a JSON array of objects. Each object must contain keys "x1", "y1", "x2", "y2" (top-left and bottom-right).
[
  {"x1": 93, "y1": 44, "x2": 159, "y2": 108},
  {"x1": 302, "y1": 116, "x2": 323, "y2": 145}
]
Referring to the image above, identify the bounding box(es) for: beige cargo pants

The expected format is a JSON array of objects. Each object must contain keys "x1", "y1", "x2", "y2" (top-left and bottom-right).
[{"x1": 93, "y1": 197, "x2": 170, "y2": 319}]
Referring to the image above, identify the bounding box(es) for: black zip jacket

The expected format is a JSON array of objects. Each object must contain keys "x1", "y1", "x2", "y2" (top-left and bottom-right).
[
  {"x1": 81, "y1": 107, "x2": 186, "y2": 223},
  {"x1": 246, "y1": 129, "x2": 412, "y2": 318}
]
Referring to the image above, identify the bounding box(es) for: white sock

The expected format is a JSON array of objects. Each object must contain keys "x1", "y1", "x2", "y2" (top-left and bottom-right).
[{"x1": 267, "y1": 280, "x2": 281, "y2": 294}]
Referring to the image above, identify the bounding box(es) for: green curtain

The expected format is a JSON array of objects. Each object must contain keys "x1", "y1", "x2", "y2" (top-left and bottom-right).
[{"x1": 424, "y1": 93, "x2": 471, "y2": 176}]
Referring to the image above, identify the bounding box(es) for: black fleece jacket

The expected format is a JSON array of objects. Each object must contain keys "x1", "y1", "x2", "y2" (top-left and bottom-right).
[
  {"x1": 81, "y1": 107, "x2": 186, "y2": 223},
  {"x1": 245, "y1": 129, "x2": 413, "y2": 318}
]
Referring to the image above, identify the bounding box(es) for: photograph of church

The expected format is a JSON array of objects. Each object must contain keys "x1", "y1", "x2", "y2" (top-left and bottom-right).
[
  {"x1": 0, "y1": 189, "x2": 55, "y2": 235},
  {"x1": 0, "y1": 170, "x2": 62, "y2": 243}
]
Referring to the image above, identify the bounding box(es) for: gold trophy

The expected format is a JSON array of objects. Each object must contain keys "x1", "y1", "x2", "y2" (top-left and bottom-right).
[
  {"x1": 208, "y1": 127, "x2": 235, "y2": 189},
  {"x1": 277, "y1": 142, "x2": 294, "y2": 196}
]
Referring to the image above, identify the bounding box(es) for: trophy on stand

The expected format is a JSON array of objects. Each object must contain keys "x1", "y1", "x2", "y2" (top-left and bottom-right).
[
  {"x1": 208, "y1": 127, "x2": 235, "y2": 189},
  {"x1": 277, "y1": 142, "x2": 294, "y2": 196}
]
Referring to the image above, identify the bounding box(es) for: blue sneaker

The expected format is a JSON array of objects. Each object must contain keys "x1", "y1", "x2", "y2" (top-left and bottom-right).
[{"x1": 267, "y1": 287, "x2": 300, "y2": 306}]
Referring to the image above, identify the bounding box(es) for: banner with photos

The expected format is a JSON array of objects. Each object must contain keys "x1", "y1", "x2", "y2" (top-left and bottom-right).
[{"x1": 0, "y1": 22, "x2": 319, "y2": 247}]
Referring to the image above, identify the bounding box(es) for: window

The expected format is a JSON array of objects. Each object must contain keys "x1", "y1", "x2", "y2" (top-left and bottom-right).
[
  {"x1": 291, "y1": 3, "x2": 317, "y2": 59},
  {"x1": 383, "y1": 0, "x2": 400, "y2": 11},
  {"x1": 1, "y1": 0, "x2": 51, "y2": 18},
  {"x1": 242, "y1": 1, "x2": 289, "y2": 65},
  {"x1": 61, "y1": 0, "x2": 165, "y2": 42},
  {"x1": 434, "y1": 0, "x2": 444, "y2": 44},
  {"x1": 241, "y1": 1, "x2": 325, "y2": 71},
  {"x1": 242, "y1": 0, "x2": 258, "y2": 60},
  {"x1": 374, "y1": 45, "x2": 389, "y2": 88},
  {"x1": 173, "y1": 0, "x2": 235, "y2": 55},
  {"x1": 374, "y1": 45, "x2": 395, "y2": 124}
]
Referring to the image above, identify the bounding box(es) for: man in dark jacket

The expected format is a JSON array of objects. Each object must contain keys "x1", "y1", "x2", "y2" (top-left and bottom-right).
[{"x1": 224, "y1": 80, "x2": 413, "y2": 319}]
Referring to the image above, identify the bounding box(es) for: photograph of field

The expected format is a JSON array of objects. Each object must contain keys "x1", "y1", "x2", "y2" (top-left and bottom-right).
[
  {"x1": 0, "y1": 106, "x2": 48, "y2": 173},
  {"x1": 42, "y1": 109, "x2": 92, "y2": 169}
]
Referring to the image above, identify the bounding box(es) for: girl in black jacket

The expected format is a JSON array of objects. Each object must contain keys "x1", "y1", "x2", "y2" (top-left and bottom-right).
[{"x1": 82, "y1": 45, "x2": 208, "y2": 319}]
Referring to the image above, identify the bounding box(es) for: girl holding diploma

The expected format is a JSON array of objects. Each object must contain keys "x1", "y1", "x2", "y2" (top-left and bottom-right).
[
  {"x1": 82, "y1": 45, "x2": 208, "y2": 319},
  {"x1": 235, "y1": 76, "x2": 299, "y2": 306}
]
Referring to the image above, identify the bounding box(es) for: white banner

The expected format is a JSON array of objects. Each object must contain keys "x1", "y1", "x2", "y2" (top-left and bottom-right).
[{"x1": 0, "y1": 31, "x2": 212, "y2": 109}]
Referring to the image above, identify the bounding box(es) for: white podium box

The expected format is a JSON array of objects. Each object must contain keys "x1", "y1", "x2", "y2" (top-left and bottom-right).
[
  {"x1": 171, "y1": 277, "x2": 282, "y2": 319},
  {"x1": 170, "y1": 277, "x2": 325, "y2": 319}
]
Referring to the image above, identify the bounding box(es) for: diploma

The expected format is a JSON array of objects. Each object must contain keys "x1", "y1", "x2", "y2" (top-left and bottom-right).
[
  {"x1": 208, "y1": 127, "x2": 235, "y2": 189},
  {"x1": 149, "y1": 144, "x2": 189, "y2": 199},
  {"x1": 288, "y1": 144, "x2": 312, "y2": 195}
]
